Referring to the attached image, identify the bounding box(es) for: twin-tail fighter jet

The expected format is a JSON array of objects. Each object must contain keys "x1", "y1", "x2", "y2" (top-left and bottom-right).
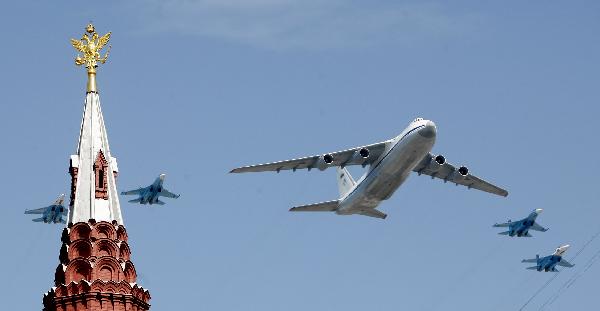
[
  {"x1": 522, "y1": 245, "x2": 575, "y2": 272},
  {"x1": 24, "y1": 194, "x2": 67, "y2": 224},
  {"x1": 493, "y1": 209, "x2": 548, "y2": 237},
  {"x1": 121, "y1": 174, "x2": 180, "y2": 205},
  {"x1": 230, "y1": 118, "x2": 508, "y2": 219}
]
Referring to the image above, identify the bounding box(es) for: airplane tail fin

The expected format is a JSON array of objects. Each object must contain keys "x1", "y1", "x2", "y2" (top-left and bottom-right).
[
  {"x1": 498, "y1": 231, "x2": 511, "y2": 236},
  {"x1": 336, "y1": 167, "x2": 356, "y2": 197},
  {"x1": 32, "y1": 217, "x2": 45, "y2": 223},
  {"x1": 290, "y1": 200, "x2": 339, "y2": 212},
  {"x1": 129, "y1": 198, "x2": 142, "y2": 204}
]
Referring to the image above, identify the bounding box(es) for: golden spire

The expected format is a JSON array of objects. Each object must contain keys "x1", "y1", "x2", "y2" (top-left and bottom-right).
[{"x1": 70, "y1": 23, "x2": 111, "y2": 93}]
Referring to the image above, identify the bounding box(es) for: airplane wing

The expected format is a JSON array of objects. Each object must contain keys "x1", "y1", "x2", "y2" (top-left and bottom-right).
[
  {"x1": 24, "y1": 207, "x2": 46, "y2": 214},
  {"x1": 522, "y1": 258, "x2": 538, "y2": 263},
  {"x1": 159, "y1": 188, "x2": 180, "y2": 199},
  {"x1": 121, "y1": 187, "x2": 145, "y2": 196},
  {"x1": 557, "y1": 259, "x2": 574, "y2": 267},
  {"x1": 230, "y1": 140, "x2": 391, "y2": 173},
  {"x1": 493, "y1": 221, "x2": 512, "y2": 228},
  {"x1": 530, "y1": 222, "x2": 548, "y2": 232},
  {"x1": 413, "y1": 153, "x2": 509, "y2": 197}
]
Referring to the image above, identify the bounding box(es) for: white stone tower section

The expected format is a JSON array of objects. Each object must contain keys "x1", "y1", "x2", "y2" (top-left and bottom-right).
[{"x1": 68, "y1": 91, "x2": 123, "y2": 225}]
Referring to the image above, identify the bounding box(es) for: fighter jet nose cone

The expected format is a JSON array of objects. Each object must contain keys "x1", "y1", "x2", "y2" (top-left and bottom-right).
[
  {"x1": 418, "y1": 121, "x2": 437, "y2": 138},
  {"x1": 535, "y1": 208, "x2": 543, "y2": 214}
]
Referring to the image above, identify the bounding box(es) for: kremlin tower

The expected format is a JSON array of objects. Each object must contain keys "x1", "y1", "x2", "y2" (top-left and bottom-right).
[{"x1": 42, "y1": 24, "x2": 151, "y2": 311}]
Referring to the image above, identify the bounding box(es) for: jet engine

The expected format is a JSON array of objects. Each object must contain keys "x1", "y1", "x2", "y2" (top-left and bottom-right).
[
  {"x1": 314, "y1": 154, "x2": 335, "y2": 170},
  {"x1": 451, "y1": 166, "x2": 469, "y2": 181},
  {"x1": 426, "y1": 154, "x2": 446, "y2": 172},
  {"x1": 349, "y1": 148, "x2": 370, "y2": 166}
]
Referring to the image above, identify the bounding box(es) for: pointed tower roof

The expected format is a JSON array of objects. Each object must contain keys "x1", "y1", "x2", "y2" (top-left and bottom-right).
[{"x1": 68, "y1": 24, "x2": 122, "y2": 225}]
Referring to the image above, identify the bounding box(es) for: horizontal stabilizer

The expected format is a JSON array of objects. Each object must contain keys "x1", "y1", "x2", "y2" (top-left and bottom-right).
[
  {"x1": 32, "y1": 217, "x2": 45, "y2": 223},
  {"x1": 498, "y1": 231, "x2": 510, "y2": 235},
  {"x1": 526, "y1": 266, "x2": 539, "y2": 270},
  {"x1": 129, "y1": 198, "x2": 142, "y2": 204},
  {"x1": 358, "y1": 209, "x2": 387, "y2": 219},
  {"x1": 155, "y1": 200, "x2": 165, "y2": 205},
  {"x1": 290, "y1": 200, "x2": 339, "y2": 212}
]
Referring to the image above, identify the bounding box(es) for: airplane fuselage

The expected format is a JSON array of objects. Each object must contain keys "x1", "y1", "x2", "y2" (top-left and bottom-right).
[
  {"x1": 536, "y1": 255, "x2": 563, "y2": 272},
  {"x1": 336, "y1": 119, "x2": 436, "y2": 216},
  {"x1": 43, "y1": 205, "x2": 66, "y2": 223},
  {"x1": 509, "y1": 212, "x2": 538, "y2": 237},
  {"x1": 139, "y1": 178, "x2": 164, "y2": 204}
]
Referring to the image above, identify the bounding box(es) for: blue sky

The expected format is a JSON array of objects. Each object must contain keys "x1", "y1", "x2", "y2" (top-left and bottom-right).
[{"x1": 1, "y1": 1, "x2": 599, "y2": 310}]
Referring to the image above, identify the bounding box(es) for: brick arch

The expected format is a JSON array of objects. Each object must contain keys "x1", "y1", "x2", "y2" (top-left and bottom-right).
[
  {"x1": 90, "y1": 279, "x2": 105, "y2": 292},
  {"x1": 123, "y1": 261, "x2": 137, "y2": 283},
  {"x1": 103, "y1": 281, "x2": 119, "y2": 294},
  {"x1": 119, "y1": 242, "x2": 131, "y2": 261},
  {"x1": 117, "y1": 281, "x2": 132, "y2": 294},
  {"x1": 70, "y1": 223, "x2": 91, "y2": 241},
  {"x1": 93, "y1": 239, "x2": 119, "y2": 258},
  {"x1": 69, "y1": 240, "x2": 93, "y2": 260},
  {"x1": 92, "y1": 222, "x2": 116, "y2": 240},
  {"x1": 117, "y1": 225, "x2": 128, "y2": 241},
  {"x1": 92, "y1": 257, "x2": 123, "y2": 282},
  {"x1": 54, "y1": 265, "x2": 65, "y2": 287},
  {"x1": 65, "y1": 259, "x2": 92, "y2": 284}
]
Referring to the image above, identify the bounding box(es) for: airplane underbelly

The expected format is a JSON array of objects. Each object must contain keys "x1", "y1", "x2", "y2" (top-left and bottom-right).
[
  {"x1": 339, "y1": 133, "x2": 434, "y2": 214},
  {"x1": 366, "y1": 135, "x2": 433, "y2": 200}
]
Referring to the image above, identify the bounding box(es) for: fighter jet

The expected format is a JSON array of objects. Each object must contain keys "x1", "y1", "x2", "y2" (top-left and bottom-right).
[
  {"x1": 230, "y1": 118, "x2": 508, "y2": 219},
  {"x1": 522, "y1": 245, "x2": 575, "y2": 272},
  {"x1": 24, "y1": 194, "x2": 67, "y2": 224},
  {"x1": 120, "y1": 174, "x2": 180, "y2": 205},
  {"x1": 493, "y1": 209, "x2": 548, "y2": 237}
]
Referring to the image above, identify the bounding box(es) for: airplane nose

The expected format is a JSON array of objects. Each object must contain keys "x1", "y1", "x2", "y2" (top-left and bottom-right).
[
  {"x1": 418, "y1": 121, "x2": 437, "y2": 138},
  {"x1": 535, "y1": 208, "x2": 543, "y2": 214}
]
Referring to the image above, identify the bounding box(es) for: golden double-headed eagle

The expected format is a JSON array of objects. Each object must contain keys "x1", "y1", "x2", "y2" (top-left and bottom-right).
[{"x1": 71, "y1": 23, "x2": 111, "y2": 69}]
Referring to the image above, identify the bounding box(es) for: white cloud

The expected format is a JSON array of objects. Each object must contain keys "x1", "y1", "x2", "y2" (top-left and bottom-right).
[{"x1": 134, "y1": 0, "x2": 471, "y2": 50}]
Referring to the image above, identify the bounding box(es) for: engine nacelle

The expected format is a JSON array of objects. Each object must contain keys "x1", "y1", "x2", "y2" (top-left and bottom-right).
[
  {"x1": 349, "y1": 148, "x2": 370, "y2": 166},
  {"x1": 451, "y1": 166, "x2": 469, "y2": 181},
  {"x1": 314, "y1": 154, "x2": 335, "y2": 170},
  {"x1": 427, "y1": 154, "x2": 446, "y2": 172}
]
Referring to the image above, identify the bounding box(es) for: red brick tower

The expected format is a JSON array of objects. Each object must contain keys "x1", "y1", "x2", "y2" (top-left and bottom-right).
[{"x1": 42, "y1": 24, "x2": 151, "y2": 311}]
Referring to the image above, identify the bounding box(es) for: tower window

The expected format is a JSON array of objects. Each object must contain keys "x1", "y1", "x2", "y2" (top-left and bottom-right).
[{"x1": 94, "y1": 151, "x2": 109, "y2": 200}]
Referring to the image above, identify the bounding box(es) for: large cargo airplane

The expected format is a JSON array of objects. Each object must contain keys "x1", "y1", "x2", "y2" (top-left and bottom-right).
[{"x1": 231, "y1": 118, "x2": 508, "y2": 219}]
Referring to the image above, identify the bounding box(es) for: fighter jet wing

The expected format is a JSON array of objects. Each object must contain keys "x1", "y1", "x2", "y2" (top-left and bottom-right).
[
  {"x1": 230, "y1": 140, "x2": 391, "y2": 173},
  {"x1": 522, "y1": 258, "x2": 539, "y2": 263},
  {"x1": 121, "y1": 187, "x2": 146, "y2": 195},
  {"x1": 159, "y1": 188, "x2": 180, "y2": 199},
  {"x1": 24, "y1": 207, "x2": 47, "y2": 214},
  {"x1": 530, "y1": 222, "x2": 548, "y2": 232},
  {"x1": 557, "y1": 259, "x2": 574, "y2": 267},
  {"x1": 493, "y1": 221, "x2": 512, "y2": 228},
  {"x1": 413, "y1": 153, "x2": 508, "y2": 197}
]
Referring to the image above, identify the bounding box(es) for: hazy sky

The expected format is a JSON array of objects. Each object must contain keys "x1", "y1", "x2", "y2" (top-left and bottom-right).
[{"x1": 1, "y1": 1, "x2": 599, "y2": 310}]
